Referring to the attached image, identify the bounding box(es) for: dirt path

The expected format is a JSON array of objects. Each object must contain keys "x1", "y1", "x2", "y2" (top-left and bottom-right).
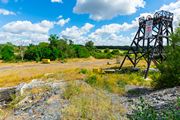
[
  {"x1": 0, "y1": 59, "x2": 116, "y2": 88},
  {"x1": 0, "y1": 59, "x2": 114, "y2": 71}
]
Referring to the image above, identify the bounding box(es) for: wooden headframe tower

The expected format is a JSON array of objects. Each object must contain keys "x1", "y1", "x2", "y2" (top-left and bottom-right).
[{"x1": 119, "y1": 10, "x2": 174, "y2": 78}]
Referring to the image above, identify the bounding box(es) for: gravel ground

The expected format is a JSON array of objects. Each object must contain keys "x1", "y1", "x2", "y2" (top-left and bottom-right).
[
  {"x1": 108, "y1": 85, "x2": 180, "y2": 115},
  {"x1": 2, "y1": 80, "x2": 180, "y2": 120}
]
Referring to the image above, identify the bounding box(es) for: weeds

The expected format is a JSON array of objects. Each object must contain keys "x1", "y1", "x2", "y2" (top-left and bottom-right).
[
  {"x1": 85, "y1": 75, "x2": 97, "y2": 86},
  {"x1": 8, "y1": 94, "x2": 26, "y2": 109},
  {"x1": 129, "y1": 97, "x2": 180, "y2": 120},
  {"x1": 63, "y1": 82, "x2": 81, "y2": 99},
  {"x1": 61, "y1": 81, "x2": 126, "y2": 120},
  {"x1": 84, "y1": 70, "x2": 151, "y2": 94},
  {"x1": 79, "y1": 69, "x2": 88, "y2": 74}
]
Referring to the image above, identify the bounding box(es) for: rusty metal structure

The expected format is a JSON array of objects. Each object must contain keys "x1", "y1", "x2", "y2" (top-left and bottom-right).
[{"x1": 119, "y1": 10, "x2": 174, "y2": 78}]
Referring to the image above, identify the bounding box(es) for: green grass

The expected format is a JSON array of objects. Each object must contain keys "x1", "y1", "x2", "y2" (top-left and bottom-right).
[{"x1": 84, "y1": 70, "x2": 152, "y2": 94}]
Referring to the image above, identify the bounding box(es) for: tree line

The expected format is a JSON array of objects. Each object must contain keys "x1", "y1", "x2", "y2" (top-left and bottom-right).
[{"x1": 0, "y1": 34, "x2": 124, "y2": 62}]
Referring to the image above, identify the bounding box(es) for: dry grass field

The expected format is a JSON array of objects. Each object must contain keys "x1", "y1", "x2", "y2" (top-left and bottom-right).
[
  {"x1": 0, "y1": 58, "x2": 116, "y2": 88},
  {"x1": 0, "y1": 57, "x2": 153, "y2": 88}
]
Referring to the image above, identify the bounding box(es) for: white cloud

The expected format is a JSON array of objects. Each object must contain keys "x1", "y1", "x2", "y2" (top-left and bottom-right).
[
  {"x1": 75, "y1": 1, "x2": 180, "y2": 46},
  {"x1": 0, "y1": 8, "x2": 15, "y2": 15},
  {"x1": 60, "y1": 23, "x2": 94, "y2": 44},
  {"x1": 60, "y1": 22, "x2": 135, "y2": 45},
  {"x1": 61, "y1": 1, "x2": 180, "y2": 46},
  {"x1": 88, "y1": 23, "x2": 135, "y2": 46},
  {"x1": 73, "y1": 0, "x2": 145, "y2": 21},
  {"x1": 2, "y1": 20, "x2": 54, "y2": 34},
  {"x1": 0, "y1": 16, "x2": 71, "y2": 45},
  {"x1": 58, "y1": 15, "x2": 63, "y2": 19},
  {"x1": 160, "y1": 1, "x2": 180, "y2": 27},
  {"x1": 0, "y1": 20, "x2": 54, "y2": 45},
  {"x1": 51, "y1": 0, "x2": 62, "y2": 3},
  {"x1": 56, "y1": 18, "x2": 70, "y2": 27}
]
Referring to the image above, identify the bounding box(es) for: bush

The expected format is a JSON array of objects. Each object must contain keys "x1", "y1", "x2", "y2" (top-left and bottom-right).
[
  {"x1": 93, "y1": 52, "x2": 112, "y2": 59},
  {"x1": 104, "y1": 48, "x2": 110, "y2": 53},
  {"x1": 1, "y1": 44, "x2": 15, "y2": 61},
  {"x1": 85, "y1": 75, "x2": 97, "y2": 85},
  {"x1": 79, "y1": 69, "x2": 88, "y2": 74},
  {"x1": 106, "y1": 53, "x2": 113, "y2": 59},
  {"x1": 111, "y1": 49, "x2": 120, "y2": 55},
  {"x1": 154, "y1": 26, "x2": 180, "y2": 89},
  {"x1": 24, "y1": 45, "x2": 40, "y2": 61},
  {"x1": 73, "y1": 45, "x2": 90, "y2": 58}
]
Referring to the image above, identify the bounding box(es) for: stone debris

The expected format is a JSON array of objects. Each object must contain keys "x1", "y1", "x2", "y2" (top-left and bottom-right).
[
  {"x1": 0, "y1": 80, "x2": 179, "y2": 120},
  {"x1": 5, "y1": 80, "x2": 67, "y2": 120},
  {"x1": 109, "y1": 86, "x2": 180, "y2": 115}
]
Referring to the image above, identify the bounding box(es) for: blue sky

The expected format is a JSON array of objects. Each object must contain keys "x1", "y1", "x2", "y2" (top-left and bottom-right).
[{"x1": 0, "y1": 0, "x2": 179, "y2": 45}]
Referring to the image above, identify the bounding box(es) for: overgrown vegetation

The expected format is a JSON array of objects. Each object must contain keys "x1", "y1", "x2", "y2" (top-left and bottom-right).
[
  {"x1": 154, "y1": 25, "x2": 180, "y2": 89},
  {"x1": 84, "y1": 70, "x2": 151, "y2": 94},
  {"x1": 61, "y1": 81, "x2": 126, "y2": 119},
  {"x1": 130, "y1": 97, "x2": 180, "y2": 120}
]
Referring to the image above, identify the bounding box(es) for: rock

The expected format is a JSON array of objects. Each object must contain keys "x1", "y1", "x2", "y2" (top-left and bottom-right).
[
  {"x1": 149, "y1": 68, "x2": 159, "y2": 72},
  {"x1": 16, "y1": 80, "x2": 47, "y2": 95},
  {"x1": 0, "y1": 87, "x2": 16, "y2": 104},
  {"x1": 131, "y1": 67, "x2": 140, "y2": 72}
]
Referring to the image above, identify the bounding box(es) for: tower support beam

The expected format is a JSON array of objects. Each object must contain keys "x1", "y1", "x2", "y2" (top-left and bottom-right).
[{"x1": 119, "y1": 10, "x2": 174, "y2": 78}]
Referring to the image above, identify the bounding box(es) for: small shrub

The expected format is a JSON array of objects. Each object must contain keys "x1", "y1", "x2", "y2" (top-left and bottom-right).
[
  {"x1": 8, "y1": 94, "x2": 25, "y2": 109},
  {"x1": 93, "y1": 52, "x2": 107, "y2": 59},
  {"x1": 79, "y1": 69, "x2": 88, "y2": 74},
  {"x1": 103, "y1": 80, "x2": 113, "y2": 92},
  {"x1": 130, "y1": 97, "x2": 180, "y2": 120},
  {"x1": 104, "y1": 48, "x2": 110, "y2": 53},
  {"x1": 129, "y1": 97, "x2": 157, "y2": 120},
  {"x1": 85, "y1": 75, "x2": 97, "y2": 85},
  {"x1": 106, "y1": 53, "x2": 113, "y2": 59},
  {"x1": 117, "y1": 80, "x2": 127, "y2": 88},
  {"x1": 111, "y1": 49, "x2": 120, "y2": 55}
]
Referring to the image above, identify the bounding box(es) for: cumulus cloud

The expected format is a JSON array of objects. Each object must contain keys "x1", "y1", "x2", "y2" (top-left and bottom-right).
[
  {"x1": 82, "y1": 1, "x2": 180, "y2": 45},
  {"x1": 160, "y1": 1, "x2": 180, "y2": 27},
  {"x1": 0, "y1": 15, "x2": 71, "y2": 45},
  {"x1": 73, "y1": 0, "x2": 145, "y2": 21},
  {"x1": 88, "y1": 23, "x2": 135, "y2": 46},
  {"x1": 0, "y1": 8, "x2": 15, "y2": 15},
  {"x1": 0, "y1": 20, "x2": 54, "y2": 45},
  {"x1": 60, "y1": 23, "x2": 94, "y2": 44},
  {"x1": 2, "y1": 20, "x2": 54, "y2": 34},
  {"x1": 51, "y1": 0, "x2": 62, "y2": 3},
  {"x1": 56, "y1": 18, "x2": 70, "y2": 27}
]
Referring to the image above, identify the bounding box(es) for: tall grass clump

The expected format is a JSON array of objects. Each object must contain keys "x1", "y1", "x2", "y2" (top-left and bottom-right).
[
  {"x1": 84, "y1": 69, "x2": 152, "y2": 94},
  {"x1": 61, "y1": 81, "x2": 126, "y2": 119}
]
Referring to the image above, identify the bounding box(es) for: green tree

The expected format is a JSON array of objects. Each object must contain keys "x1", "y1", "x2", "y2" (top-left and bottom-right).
[
  {"x1": 74, "y1": 45, "x2": 90, "y2": 58},
  {"x1": 24, "y1": 44, "x2": 40, "y2": 61},
  {"x1": 85, "y1": 41, "x2": 95, "y2": 51},
  {"x1": 154, "y1": 26, "x2": 180, "y2": 88},
  {"x1": 104, "y1": 48, "x2": 110, "y2": 53},
  {"x1": 38, "y1": 42, "x2": 52, "y2": 59},
  {"x1": 111, "y1": 49, "x2": 120, "y2": 55},
  {"x1": 1, "y1": 44, "x2": 15, "y2": 61}
]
